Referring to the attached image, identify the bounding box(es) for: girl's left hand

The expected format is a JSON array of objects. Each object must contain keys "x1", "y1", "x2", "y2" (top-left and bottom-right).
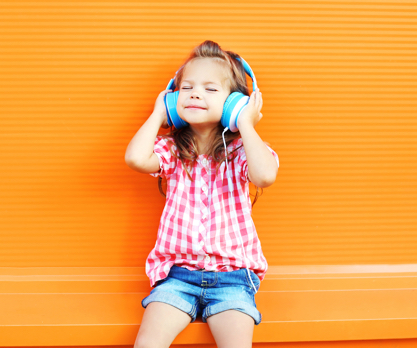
[{"x1": 237, "y1": 87, "x2": 263, "y2": 129}]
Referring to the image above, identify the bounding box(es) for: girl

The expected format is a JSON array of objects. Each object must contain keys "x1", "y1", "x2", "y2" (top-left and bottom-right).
[{"x1": 125, "y1": 40, "x2": 279, "y2": 348}]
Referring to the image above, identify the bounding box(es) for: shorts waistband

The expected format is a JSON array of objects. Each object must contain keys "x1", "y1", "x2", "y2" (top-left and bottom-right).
[{"x1": 172, "y1": 265, "x2": 216, "y2": 272}]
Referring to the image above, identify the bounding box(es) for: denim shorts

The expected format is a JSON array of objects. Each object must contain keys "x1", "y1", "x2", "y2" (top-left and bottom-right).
[{"x1": 141, "y1": 265, "x2": 262, "y2": 325}]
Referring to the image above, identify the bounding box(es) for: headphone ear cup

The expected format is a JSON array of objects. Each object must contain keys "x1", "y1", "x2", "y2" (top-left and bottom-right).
[
  {"x1": 164, "y1": 91, "x2": 189, "y2": 129},
  {"x1": 221, "y1": 92, "x2": 250, "y2": 132}
]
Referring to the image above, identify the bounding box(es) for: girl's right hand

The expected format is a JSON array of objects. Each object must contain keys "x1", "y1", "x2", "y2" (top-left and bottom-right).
[{"x1": 152, "y1": 89, "x2": 172, "y2": 129}]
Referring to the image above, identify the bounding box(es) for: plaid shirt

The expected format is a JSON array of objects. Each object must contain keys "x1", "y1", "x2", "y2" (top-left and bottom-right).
[{"x1": 146, "y1": 135, "x2": 279, "y2": 287}]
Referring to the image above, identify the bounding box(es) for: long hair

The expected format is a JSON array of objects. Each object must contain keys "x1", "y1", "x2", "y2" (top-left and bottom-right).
[{"x1": 157, "y1": 40, "x2": 263, "y2": 207}]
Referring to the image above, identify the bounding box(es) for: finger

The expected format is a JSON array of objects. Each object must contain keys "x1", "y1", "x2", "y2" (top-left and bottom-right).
[
  {"x1": 252, "y1": 89, "x2": 257, "y2": 104},
  {"x1": 158, "y1": 90, "x2": 171, "y2": 101},
  {"x1": 255, "y1": 88, "x2": 262, "y2": 109},
  {"x1": 256, "y1": 88, "x2": 262, "y2": 105},
  {"x1": 249, "y1": 90, "x2": 256, "y2": 105}
]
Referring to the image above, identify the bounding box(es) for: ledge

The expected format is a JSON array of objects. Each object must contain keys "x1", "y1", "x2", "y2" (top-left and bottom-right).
[{"x1": 0, "y1": 264, "x2": 416, "y2": 345}]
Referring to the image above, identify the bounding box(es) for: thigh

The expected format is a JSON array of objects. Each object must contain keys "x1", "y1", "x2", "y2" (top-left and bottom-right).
[
  {"x1": 134, "y1": 302, "x2": 191, "y2": 348},
  {"x1": 207, "y1": 309, "x2": 254, "y2": 348},
  {"x1": 202, "y1": 268, "x2": 262, "y2": 325}
]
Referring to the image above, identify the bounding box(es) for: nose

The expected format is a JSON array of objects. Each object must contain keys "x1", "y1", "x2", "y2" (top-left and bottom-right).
[{"x1": 190, "y1": 91, "x2": 201, "y2": 99}]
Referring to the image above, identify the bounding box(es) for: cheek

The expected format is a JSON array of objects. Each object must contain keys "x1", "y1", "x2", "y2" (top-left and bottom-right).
[
  {"x1": 176, "y1": 94, "x2": 187, "y2": 111},
  {"x1": 177, "y1": 92, "x2": 185, "y2": 103},
  {"x1": 218, "y1": 96, "x2": 229, "y2": 110},
  {"x1": 175, "y1": 95, "x2": 184, "y2": 116}
]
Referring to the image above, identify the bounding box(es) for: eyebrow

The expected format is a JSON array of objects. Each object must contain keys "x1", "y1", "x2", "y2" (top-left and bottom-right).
[{"x1": 182, "y1": 79, "x2": 221, "y2": 86}]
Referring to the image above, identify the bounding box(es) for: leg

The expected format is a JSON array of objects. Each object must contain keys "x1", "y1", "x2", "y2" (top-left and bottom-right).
[
  {"x1": 134, "y1": 302, "x2": 192, "y2": 348},
  {"x1": 207, "y1": 309, "x2": 255, "y2": 348}
]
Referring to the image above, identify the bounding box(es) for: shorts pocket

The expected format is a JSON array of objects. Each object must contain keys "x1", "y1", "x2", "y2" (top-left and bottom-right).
[{"x1": 245, "y1": 269, "x2": 261, "y2": 291}]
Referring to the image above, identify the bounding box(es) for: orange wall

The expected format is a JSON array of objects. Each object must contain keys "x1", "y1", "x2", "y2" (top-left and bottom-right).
[{"x1": 1, "y1": 0, "x2": 417, "y2": 270}]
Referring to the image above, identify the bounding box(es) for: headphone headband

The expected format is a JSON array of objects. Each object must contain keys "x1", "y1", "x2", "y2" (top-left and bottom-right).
[{"x1": 235, "y1": 57, "x2": 257, "y2": 92}]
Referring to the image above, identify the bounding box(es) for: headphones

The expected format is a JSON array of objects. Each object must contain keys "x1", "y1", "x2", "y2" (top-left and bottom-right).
[{"x1": 164, "y1": 57, "x2": 257, "y2": 133}]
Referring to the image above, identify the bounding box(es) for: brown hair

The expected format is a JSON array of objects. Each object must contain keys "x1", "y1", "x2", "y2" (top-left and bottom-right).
[{"x1": 158, "y1": 40, "x2": 263, "y2": 207}]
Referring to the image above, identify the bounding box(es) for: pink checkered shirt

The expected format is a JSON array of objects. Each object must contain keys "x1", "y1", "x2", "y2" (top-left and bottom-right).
[{"x1": 146, "y1": 135, "x2": 279, "y2": 287}]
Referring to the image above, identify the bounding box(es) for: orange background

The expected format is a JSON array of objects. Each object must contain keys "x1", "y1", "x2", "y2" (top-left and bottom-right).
[{"x1": 1, "y1": 0, "x2": 416, "y2": 346}]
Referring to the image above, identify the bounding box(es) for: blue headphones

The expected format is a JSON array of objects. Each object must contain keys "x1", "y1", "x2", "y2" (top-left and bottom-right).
[{"x1": 164, "y1": 57, "x2": 257, "y2": 132}]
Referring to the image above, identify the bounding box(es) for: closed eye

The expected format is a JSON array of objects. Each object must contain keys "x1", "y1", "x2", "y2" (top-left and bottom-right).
[{"x1": 206, "y1": 88, "x2": 217, "y2": 92}]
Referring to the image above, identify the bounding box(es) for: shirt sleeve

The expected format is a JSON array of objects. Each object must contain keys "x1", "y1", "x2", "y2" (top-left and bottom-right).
[
  {"x1": 149, "y1": 135, "x2": 177, "y2": 179},
  {"x1": 237, "y1": 140, "x2": 280, "y2": 183}
]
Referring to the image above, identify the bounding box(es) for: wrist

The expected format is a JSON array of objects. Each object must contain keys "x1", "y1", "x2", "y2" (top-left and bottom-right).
[
  {"x1": 150, "y1": 111, "x2": 166, "y2": 127},
  {"x1": 237, "y1": 116, "x2": 254, "y2": 131}
]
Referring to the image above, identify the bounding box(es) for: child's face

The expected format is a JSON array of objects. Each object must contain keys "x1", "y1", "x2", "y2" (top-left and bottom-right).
[{"x1": 177, "y1": 58, "x2": 231, "y2": 129}]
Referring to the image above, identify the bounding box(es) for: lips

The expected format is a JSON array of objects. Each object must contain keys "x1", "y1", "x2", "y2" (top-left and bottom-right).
[{"x1": 186, "y1": 105, "x2": 206, "y2": 110}]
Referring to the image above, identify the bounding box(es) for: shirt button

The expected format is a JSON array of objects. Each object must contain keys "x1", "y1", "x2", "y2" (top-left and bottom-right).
[
  {"x1": 202, "y1": 159, "x2": 207, "y2": 166},
  {"x1": 205, "y1": 255, "x2": 210, "y2": 262},
  {"x1": 200, "y1": 241, "x2": 204, "y2": 246},
  {"x1": 202, "y1": 186, "x2": 207, "y2": 193}
]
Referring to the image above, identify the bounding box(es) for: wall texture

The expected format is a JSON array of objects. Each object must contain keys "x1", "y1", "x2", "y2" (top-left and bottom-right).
[{"x1": 1, "y1": 0, "x2": 417, "y2": 270}]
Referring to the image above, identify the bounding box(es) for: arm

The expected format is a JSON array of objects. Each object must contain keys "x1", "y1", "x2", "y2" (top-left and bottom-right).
[
  {"x1": 124, "y1": 90, "x2": 170, "y2": 174},
  {"x1": 237, "y1": 88, "x2": 279, "y2": 188}
]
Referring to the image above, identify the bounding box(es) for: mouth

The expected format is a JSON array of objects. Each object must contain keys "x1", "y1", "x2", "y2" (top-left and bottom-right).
[{"x1": 186, "y1": 105, "x2": 206, "y2": 110}]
